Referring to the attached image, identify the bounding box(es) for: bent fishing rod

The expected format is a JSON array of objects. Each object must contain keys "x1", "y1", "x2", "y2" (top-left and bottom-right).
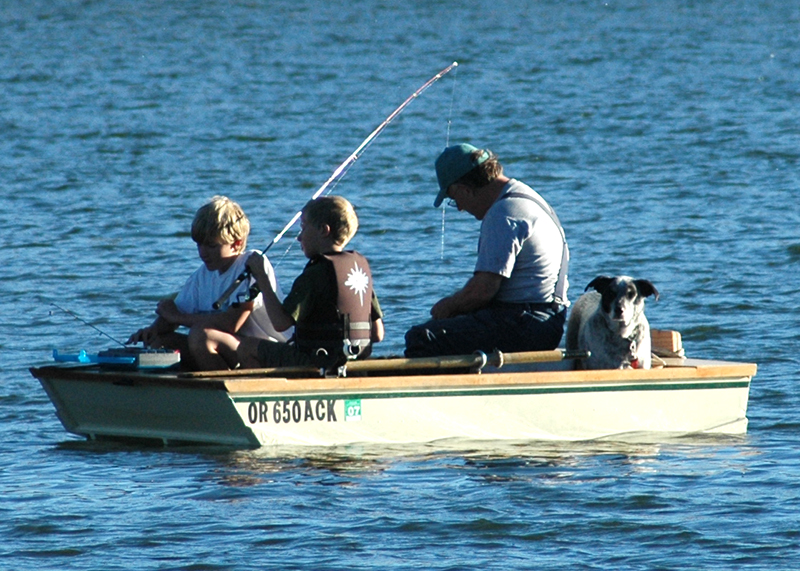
[{"x1": 213, "y1": 61, "x2": 459, "y2": 310}]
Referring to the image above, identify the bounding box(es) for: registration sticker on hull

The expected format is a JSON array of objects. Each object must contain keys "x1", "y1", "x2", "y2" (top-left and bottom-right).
[{"x1": 344, "y1": 399, "x2": 362, "y2": 422}]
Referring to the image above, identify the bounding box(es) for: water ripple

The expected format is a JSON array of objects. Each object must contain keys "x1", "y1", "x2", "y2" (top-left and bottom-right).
[{"x1": 2, "y1": 0, "x2": 800, "y2": 569}]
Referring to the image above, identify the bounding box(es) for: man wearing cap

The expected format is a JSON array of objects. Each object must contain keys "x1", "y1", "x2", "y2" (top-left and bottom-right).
[{"x1": 404, "y1": 143, "x2": 570, "y2": 357}]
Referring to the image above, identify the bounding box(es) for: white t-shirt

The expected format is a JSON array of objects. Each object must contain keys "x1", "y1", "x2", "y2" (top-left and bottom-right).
[{"x1": 173, "y1": 249, "x2": 289, "y2": 342}]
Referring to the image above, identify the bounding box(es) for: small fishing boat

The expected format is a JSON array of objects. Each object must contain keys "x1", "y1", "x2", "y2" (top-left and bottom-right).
[{"x1": 29, "y1": 331, "x2": 755, "y2": 448}]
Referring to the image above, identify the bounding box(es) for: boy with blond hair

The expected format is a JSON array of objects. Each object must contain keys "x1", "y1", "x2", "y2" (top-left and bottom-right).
[
  {"x1": 236, "y1": 195, "x2": 384, "y2": 369},
  {"x1": 127, "y1": 195, "x2": 287, "y2": 370}
]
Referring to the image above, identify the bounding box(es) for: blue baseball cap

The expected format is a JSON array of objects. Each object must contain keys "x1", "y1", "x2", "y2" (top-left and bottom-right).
[{"x1": 433, "y1": 143, "x2": 490, "y2": 207}]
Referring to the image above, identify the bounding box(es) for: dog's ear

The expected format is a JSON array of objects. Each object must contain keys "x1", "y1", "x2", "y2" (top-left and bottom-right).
[
  {"x1": 586, "y1": 276, "x2": 614, "y2": 293},
  {"x1": 635, "y1": 280, "x2": 659, "y2": 300}
]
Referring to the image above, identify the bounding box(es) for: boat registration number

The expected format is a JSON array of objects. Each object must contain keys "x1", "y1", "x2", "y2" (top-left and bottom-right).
[{"x1": 246, "y1": 399, "x2": 363, "y2": 425}]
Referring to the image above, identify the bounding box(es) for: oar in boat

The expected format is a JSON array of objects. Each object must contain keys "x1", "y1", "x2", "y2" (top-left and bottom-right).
[
  {"x1": 212, "y1": 61, "x2": 459, "y2": 310},
  {"x1": 179, "y1": 348, "x2": 590, "y2": 378}
]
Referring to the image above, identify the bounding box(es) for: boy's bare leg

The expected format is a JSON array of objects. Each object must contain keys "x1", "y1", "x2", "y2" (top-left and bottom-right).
[{"x1": 188, "y1": 327, "x2": 240, "y2": 371}]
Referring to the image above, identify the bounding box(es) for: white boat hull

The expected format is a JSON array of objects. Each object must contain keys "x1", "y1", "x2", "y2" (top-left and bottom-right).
[{"x1": 31, "y1": 357, "x2": 754, "y2": 448}]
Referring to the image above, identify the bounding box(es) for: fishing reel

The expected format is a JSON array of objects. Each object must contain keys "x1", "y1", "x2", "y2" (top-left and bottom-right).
[{"x1": 247, "y1": 283, "x2": 261, "y2": 303}]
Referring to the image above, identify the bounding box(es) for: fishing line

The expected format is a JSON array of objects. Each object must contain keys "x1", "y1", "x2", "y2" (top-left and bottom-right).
[
  {"x1": 271, "y1": 155, "x2": 351, "y2": 267},
  {"x1": 213, "y1": 62, "x2": 459, "y2": 309},
  {"x1": 441, "y1": 61, "x2": 460, "y2": 259},
  {"x1": 441, "y1": 205, "x2": 448, "y2": 260},
  {"x1": 445, "y1": 61, "x2": 459, "y2": 148},
  {"x1": 273, "y1": 236, "x2": 298, "y2": 268},
  {"x1": 280, "y1": 63, "x2": 463, "y2": 268},
  {"x1": 49, "y1": 303, "x2": 127, "y2": 347},
  {"x1": 266, "y1": 61, "x2": 459, "y2": 252}
]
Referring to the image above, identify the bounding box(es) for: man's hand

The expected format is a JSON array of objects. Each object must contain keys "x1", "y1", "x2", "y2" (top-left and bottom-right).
[
  {"x1": 429, "y1": 272, "x2": 503, "y2": 320},
  {"x1": 430, "y1": 296, "x2": 458, "y2": 320}
]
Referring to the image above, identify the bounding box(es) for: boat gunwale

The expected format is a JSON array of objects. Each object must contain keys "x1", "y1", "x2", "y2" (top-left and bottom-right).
[
  {"x1": 30, "y1": 358, "x2": 756, "y2": 396},
  {"x1": 223, "y1": 358, "x2": 755, "y2": 396}
]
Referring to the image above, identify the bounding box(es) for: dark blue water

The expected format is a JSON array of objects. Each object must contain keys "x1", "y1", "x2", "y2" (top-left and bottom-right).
[{"x1": 2, "y1": 1, "x2": 800, "y2": 569}]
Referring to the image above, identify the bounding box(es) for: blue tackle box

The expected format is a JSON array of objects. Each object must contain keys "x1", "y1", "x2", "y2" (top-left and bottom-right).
[{"x1": 53, "y1": 347, "x2": 181, "y2": 370}]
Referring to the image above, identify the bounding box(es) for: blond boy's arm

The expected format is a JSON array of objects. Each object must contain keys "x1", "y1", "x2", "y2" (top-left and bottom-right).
[
  {"x1": 155, "y1": 298, "x2": 253, "y2": 335},
  {"x1": 126, "y1": 314, "x2": 176, "y2": 345}
]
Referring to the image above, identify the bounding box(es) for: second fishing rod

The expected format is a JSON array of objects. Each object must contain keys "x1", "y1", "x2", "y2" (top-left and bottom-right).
[{"x1": 213, "y1": 61, "x2": 459, "y2": 310}]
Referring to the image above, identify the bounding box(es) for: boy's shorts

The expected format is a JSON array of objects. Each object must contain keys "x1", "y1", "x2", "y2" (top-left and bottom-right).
[{"x1": 256, "y1": 339, "x2": 316, "y2": 368}]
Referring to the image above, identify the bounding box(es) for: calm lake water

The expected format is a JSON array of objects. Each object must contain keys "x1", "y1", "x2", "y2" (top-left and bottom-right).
[{"x1": 2, "y1": 0, "x2": 800, "y2": 569}]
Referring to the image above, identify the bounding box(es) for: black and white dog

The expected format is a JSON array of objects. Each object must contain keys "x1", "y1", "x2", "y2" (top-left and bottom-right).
[{"x1": 566, "y1": 276, "x2": 659, "y2": 369}]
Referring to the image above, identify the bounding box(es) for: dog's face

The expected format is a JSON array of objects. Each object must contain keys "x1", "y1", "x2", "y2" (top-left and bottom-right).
[{"x1": 586, "y1": 276, "x2": 659, "y2": 327}]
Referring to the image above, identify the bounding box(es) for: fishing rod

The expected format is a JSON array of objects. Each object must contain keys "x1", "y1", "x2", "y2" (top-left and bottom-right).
[
  {"x1": 50, "y1": 303, "x2": 127, "y2": 347},
  {"x1": 213, "y1": 61, "x2": 459, "y2": 310}
]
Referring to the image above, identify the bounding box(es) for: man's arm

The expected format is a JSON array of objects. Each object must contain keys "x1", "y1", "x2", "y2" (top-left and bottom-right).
[{"x1": 430, "y1": 271, "x2": 503, "y2": 320}]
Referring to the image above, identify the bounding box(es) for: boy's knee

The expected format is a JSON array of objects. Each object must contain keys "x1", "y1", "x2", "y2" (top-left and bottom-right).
[
  {"x1": 187, "y1": 327, "x2": 229, "y2": 363},
  {"x1": 187, "y1": 326, "x2": 210, "y2": 349}
]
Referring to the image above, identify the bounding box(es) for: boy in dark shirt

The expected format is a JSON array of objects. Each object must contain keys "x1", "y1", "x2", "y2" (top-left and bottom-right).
[{"x1": 236, "y1": 196, "x2": 384, "y2": 369}]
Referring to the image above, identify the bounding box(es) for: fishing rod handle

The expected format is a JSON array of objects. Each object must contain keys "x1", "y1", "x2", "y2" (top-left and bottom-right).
[{"x1": 212, "y1": 270, "x2": 248, "y2": 310}]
